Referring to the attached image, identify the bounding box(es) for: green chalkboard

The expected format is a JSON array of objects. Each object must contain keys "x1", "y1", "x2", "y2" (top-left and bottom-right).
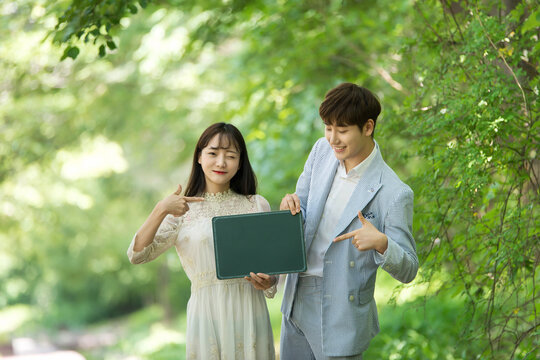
[{"x1": 212, "y1": 210, "x2": 306, "y2": 279}]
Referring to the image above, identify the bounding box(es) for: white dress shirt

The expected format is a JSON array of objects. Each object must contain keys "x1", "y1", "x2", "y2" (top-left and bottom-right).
[{"x1": 302, "y1": 143, "x2": 384, "y2": 277}]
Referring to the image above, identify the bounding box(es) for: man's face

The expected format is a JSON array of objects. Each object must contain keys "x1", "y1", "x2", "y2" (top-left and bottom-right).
[{"x1": 324, "y1": 121, "x2": 374, "y2": 171}]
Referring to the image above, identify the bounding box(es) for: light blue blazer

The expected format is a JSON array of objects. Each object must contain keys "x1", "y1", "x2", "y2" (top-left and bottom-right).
[{"x1": 281, "y1": 138, "x2": 419, "y2": 356}]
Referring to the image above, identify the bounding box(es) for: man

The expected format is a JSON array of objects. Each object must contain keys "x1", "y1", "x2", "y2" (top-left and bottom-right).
[{"x1": 280, "y1": 83, "x2": 418, "y2": 359}]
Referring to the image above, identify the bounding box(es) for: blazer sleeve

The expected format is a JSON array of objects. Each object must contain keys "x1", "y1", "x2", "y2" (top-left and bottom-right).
[
  {"x1": 374, "y1": 187, "x2": 418, "y2": 283},
  {"x1": 295, "y1": 139, "x2": 322, "y2": 219}
]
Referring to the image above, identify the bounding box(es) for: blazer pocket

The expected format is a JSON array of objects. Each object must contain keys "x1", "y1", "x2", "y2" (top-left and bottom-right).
[{"x1": 356, "y1": 286, "x2": 375, "y2": 305}]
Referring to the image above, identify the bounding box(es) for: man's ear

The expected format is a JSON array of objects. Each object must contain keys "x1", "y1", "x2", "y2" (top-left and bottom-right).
[{"x1": 363, "y1": 119, "x2": 375, "y2": 136}]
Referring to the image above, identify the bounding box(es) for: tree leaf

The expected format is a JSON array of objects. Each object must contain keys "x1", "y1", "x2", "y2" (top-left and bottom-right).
[
  {"x1": 521, "y1": 9, "x2": 540, "y2": 34},
  {"x1": 106, "y1": 40, "x2": 117, "y2": 50},
  {"x1": 60, "y1": 46, "x2": 80, "y2": 60},
  {"x1": 99, "y1": 44, "x2": 106, "y2": 57}
]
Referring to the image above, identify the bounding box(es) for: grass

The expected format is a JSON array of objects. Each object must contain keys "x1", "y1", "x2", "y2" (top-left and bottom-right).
[{"x1": 5, "y1": 271, "x2": 529, "y2": 359}]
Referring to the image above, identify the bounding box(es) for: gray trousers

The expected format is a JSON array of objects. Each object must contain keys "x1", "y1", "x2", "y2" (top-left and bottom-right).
[{"x1": 280, "y1": 276, "x2": 363, "y2": 360}]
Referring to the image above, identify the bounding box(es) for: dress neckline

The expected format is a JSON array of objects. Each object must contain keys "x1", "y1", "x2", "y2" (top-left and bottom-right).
[{"x1": 202, "y1": 188, "x2": 234, "y2": 201}]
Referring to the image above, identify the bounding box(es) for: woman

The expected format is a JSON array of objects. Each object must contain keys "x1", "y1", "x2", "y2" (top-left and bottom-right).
[{"x1": 127, "y1": 123, "x2": 277, "y2": 359}]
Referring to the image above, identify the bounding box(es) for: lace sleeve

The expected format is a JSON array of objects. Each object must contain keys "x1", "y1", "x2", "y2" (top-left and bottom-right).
[
  {"x1": 263, "y1": 275, "x2": 279, "y2": 299},
  {"x1": 254, "y1": 194, "x2": 271, "y2": 212},
  {"x1": 127, "y1": 215, "x2": 182, "y2": 264}
]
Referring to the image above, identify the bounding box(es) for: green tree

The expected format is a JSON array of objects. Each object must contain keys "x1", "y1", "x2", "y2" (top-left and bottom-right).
[
  {"x1": 1, "y1": 0, "x2": 537, "y2": 358},
  {"x1": 399, "y1": 1, "x2": 538, "y2": 358}
]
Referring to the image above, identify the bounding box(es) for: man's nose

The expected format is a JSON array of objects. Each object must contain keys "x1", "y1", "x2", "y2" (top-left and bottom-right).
[{"x1": 329, "y1": 131, "x2": 337, "y2": 144}]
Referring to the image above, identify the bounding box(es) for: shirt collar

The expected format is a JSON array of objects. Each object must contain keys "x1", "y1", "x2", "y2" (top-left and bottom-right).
[{"x1": 337, "y1": 143, "x2": 378, "y2": 180}]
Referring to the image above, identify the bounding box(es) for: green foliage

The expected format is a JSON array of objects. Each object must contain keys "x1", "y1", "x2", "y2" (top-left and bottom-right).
[
  {"x1": 0, "y1": 0, "x2": 198, "y2": 328},
  {"x1": 365, "y1": 293, "x2": 476, "y2": 359},
  {"x1": 79, "y1": 306, "x2": 187, "y2": 360},
  {"x1": 52, "y1": 0, "x2": 149, "y2": 58},
  {"x1": 0, "y1": 0, "x2": 537, "y2": 358},
  {"x1": 399, "y1": 0, "x2": 539, "y2": 358}
]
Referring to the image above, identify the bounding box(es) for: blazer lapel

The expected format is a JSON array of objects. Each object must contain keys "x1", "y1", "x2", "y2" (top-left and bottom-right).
[
  {"x1": 305, "y1": 156, "x2": 338, "y2": 249},
  {"x1": 332, "y1": 150, "x2": 384, "y2": 238}
]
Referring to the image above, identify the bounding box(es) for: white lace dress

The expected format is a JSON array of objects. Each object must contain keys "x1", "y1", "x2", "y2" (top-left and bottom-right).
[{"x1": 127, "y1": 190, "x2": 276, "y2": 360}]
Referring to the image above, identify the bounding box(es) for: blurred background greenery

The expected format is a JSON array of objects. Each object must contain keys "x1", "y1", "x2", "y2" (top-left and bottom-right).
[{"x1": 0, "y1": 0, "x2": 538, "y2": 359}]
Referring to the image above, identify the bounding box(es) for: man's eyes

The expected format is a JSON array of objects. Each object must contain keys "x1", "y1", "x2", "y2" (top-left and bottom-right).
[{"x1": 326, "y1": 127, "x2": 348, "y2": 133}]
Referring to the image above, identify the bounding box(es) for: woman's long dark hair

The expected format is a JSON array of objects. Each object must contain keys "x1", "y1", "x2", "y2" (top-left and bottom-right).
[{"x1": 184, "y1": 123, "x2": 257, "y2": 196}]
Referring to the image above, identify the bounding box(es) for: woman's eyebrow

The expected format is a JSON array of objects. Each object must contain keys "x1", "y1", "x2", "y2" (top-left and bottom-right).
[{"x1": 208, "y1": 146, "x2": 239, "y2": 153}]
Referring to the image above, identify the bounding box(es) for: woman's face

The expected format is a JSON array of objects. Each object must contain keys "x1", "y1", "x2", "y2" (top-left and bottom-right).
[{"x1": 198, "y1": 134, "x2": 240, "y2": 193}]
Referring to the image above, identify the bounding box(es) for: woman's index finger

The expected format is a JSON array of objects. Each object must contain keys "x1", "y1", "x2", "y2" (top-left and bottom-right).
[{"x1": 184, "y1": 197, "x2": 205, "y2": 202}]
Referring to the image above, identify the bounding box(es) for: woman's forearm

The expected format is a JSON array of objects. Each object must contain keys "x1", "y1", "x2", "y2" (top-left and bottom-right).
[{"x1": 133, "y1": 202, "x2": 168, "y2": 252}]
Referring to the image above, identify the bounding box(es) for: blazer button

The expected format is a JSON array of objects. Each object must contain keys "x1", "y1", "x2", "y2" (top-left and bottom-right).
[
  {"x1": 349, "y1": 261, "x2": 355, "y2": 268},
  {"x1": 349, "y1": 295, "x2": 354, "y2": 302}
]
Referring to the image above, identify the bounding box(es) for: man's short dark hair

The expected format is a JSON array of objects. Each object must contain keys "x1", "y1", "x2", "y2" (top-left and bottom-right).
[{"x1": 319, "y1": 83, "x2": 381, "y2": 136}]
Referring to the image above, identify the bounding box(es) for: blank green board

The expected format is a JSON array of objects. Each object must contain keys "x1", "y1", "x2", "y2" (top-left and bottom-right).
[{"x1": 212, "y1": 210, "x2": 306, "y2": 279}]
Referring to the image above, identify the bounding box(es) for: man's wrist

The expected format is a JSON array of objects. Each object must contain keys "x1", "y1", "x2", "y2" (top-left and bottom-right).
[{"x1": 376, "y1": 234, "x2": 388, "y2": 254}]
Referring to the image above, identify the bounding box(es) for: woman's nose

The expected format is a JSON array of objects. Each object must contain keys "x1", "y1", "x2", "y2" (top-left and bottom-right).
[{"x1": 216, "y1": 155, "x2": 226, "y2": 167}]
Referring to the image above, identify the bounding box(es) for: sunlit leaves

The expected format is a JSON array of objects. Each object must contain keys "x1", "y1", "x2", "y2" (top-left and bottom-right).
[
  {"x1": 402, "y1": 0, "x2": 538, "y2": 357},
  {"x1": 2, "y1": 0, "x2": 537, "y2": 357},
  {"x1": 53, "y1": 0, "x2": 146, "y2": 59}
]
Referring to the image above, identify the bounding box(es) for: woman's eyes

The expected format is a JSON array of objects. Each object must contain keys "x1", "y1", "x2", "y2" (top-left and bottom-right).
[{"x1": 206, "y1": 151, "x2": 237, "y2": 159}]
